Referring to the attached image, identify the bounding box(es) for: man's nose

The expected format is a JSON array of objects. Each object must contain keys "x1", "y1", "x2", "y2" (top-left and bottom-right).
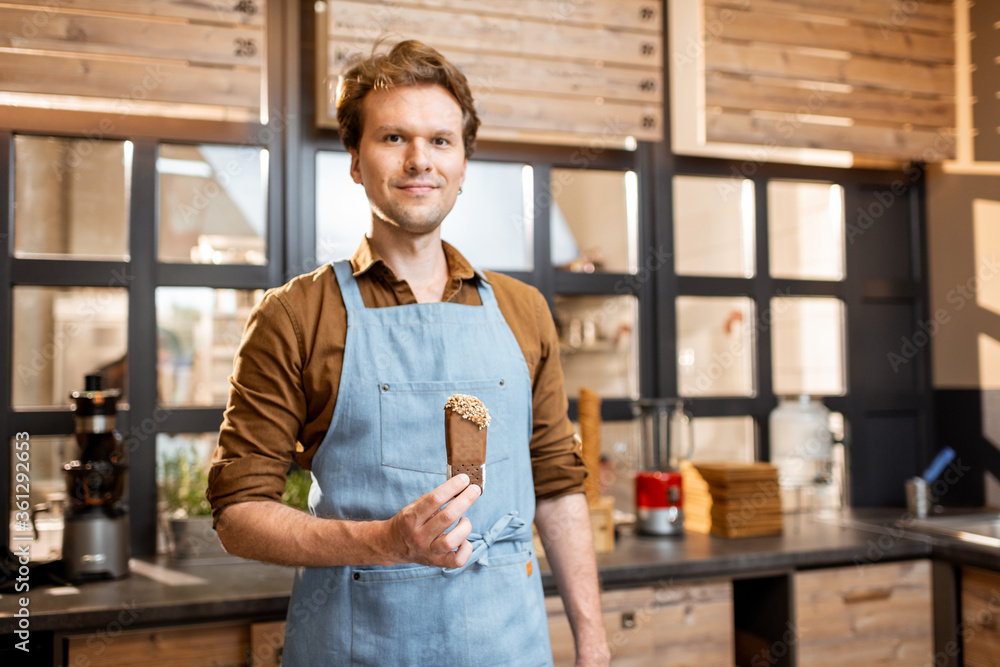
[{"x1": 404, "y1": 140, "x2": 432, "y2": 172}]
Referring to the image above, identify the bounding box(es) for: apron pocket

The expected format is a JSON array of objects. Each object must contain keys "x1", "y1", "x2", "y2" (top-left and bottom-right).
[
  {"x1": 462, "y1": 549, "x2": 553, "y2": 666},
  {"x1": 378, "y1": 378, "x2": 508, "y2": 474},
  {"x1": 350, "y1": 564, "x2": 468, "y2": 666}
]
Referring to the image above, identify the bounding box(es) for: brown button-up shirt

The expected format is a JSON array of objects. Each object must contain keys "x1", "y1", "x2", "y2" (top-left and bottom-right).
[{"x1": 208, "y1": 239, "x2": 585, "y2": 522}]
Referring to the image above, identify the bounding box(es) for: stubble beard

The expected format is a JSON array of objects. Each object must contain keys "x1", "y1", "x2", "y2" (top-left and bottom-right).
[{"x1": 370, "y1": 197, "x2": 454, "y2": 238}]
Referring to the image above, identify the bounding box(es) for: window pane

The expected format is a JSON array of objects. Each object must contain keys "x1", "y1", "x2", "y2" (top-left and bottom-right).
[
  {"x1": 156, "y1": 433, "x2": 215, "y2": 517},
  {"x1": 571, "y1": 419, "x2": 640, "y2": 516},
  {"x1": 9, "y1": 435, "x2": 72, "y2": 561},
  {"x1": 555, "y1": 295, "x2": 639, "y2": 399},
  {"x1": 676, "y1": 296, "x2": 755, "y2": 397},
  {"x1": 771, "y1": 297, "x2": 846, "y2": 396},
  {"x1": 12, "y1": 287, "x2": 128, "y2": 408},
  {"x1": 691, "y1": 416, "x2": 755, "y2": 463},
  {"x1": 14, "y1": 135, "x2": 130, "y2": 260},
  {"x1": 158, "y1": 144, "x2": 267, "y2": 265},
  {"x1": 315, "y1": 152, "x2": 533, "y2": 271},
  {"x1": 768, "y1": 181, "x2": 845, "y2": 280},
  {"x1": 157, "y1": 288, "x2": 263, "y2": 406},
  {"x1": 673, "y1": 175, "x2": 755, "y2": 278},
  {"x1": 551, "y1": 169, "x2": 638, "y2": 274}
]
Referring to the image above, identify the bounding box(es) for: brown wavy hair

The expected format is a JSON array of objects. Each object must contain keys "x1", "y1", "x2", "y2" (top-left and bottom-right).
[{"x1": 336, "y1": 40, "x2": 480, "y2": 158}]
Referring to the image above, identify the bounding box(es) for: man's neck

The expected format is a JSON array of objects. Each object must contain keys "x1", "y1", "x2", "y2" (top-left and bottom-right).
[{"x1": 367, "y1": 225, "x2": 449, "y2": 304}]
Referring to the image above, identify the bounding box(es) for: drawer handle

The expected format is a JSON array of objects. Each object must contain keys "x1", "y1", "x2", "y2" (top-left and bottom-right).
[{"x1": 842, "y1": 587, "x2": 892, "y2": 604}]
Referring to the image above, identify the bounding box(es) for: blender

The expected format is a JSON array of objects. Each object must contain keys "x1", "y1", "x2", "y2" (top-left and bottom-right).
[
  {"x1": 633, "y1": 398, "x2": 694, "y2": 536},
  {"x1": 61, "y1": 374, "x2": 130, "y2": 581}
]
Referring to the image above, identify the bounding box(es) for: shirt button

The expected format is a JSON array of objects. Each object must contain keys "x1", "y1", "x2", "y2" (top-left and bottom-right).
[
  {"x1": 498, "y1": 379, "x2": 504, "y2": 386},
  {"x1": 353, "y1": 572, "x2": 360, "y2": 580},
  {"x1": 381, "y1": 384, "x2": 389, "y2": 392}
]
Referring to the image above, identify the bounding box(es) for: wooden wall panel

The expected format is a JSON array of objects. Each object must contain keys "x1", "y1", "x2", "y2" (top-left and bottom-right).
[
  {"x1": 0, "y1": 0, "x2": 264, "y2": 123},
  {"x1": 318, "y1": 0, "x2": 663, "y2": 146},
  {"x1": 688, "y1": 0, "x2": 957, "y2": 161},
  {"x1": 969, "y1": 0, "x2": 1000, "y2": 161}
]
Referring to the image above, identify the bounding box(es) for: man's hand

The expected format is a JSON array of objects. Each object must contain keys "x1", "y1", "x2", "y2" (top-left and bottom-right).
[{"x1": 384, "y1": 473, "x2": 482, "y2": 568}]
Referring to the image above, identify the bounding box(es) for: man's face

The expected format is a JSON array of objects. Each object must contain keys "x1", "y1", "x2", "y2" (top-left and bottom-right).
[{"x1": 349, "y1": 83, "x2": 467, "y2": 237}]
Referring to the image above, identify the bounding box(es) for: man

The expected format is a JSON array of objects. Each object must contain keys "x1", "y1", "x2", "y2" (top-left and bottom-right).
[{"x1": 208, "y1": 40, "x2": 609, "y2": 666}]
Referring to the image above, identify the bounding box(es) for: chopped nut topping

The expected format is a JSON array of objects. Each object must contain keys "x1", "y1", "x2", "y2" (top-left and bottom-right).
[{"x1": 444, "y1": 394, "x2": 491, "y2": 430}]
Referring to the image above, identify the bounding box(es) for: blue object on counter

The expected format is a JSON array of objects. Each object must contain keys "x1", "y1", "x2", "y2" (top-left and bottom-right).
[{"x1": 922, "y1": 446, "x2": 956, "y2": 484}]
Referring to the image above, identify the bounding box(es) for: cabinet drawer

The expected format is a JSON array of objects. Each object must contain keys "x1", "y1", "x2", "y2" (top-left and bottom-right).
[
  {"x1": 962, "y1": 567, "x2": 1000, "y2": 667},
  {"x1": 794, "y1": 559, "x2": 933, "y2": 666},
  {"x1": 548, "y1": 579, "x2": 734, "y2": 667},
  {"x1": 65, "y1": 620, "x2": 250, "y2": 667}
]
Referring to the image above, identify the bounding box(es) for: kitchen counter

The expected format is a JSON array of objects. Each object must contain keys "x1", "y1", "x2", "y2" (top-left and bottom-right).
[{"x1": 1, "y1": 508, "x2": 992, "y2": 636}]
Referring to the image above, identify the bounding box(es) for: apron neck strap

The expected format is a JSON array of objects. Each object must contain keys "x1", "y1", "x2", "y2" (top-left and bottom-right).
[
  {"x1": 334, "y1": 259, "x2": 499, "y2": 310},
  {"x1": 332, "y1": 260, "x2": 366, "y2": 311}
]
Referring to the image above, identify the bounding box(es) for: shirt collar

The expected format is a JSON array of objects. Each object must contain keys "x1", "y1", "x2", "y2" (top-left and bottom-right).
[{"x1": 349, "y1": 237, "x2": 488, "y2": 283}]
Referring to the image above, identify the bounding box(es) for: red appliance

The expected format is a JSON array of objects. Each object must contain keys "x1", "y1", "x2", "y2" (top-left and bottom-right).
[{"x1": 633, "y1": 399, "x2": 693, "y2": 536}]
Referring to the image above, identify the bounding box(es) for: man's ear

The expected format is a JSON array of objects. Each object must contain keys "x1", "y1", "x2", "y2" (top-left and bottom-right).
[{"x1": 349, "y1": 148, "x2": 363, "y2": 185}]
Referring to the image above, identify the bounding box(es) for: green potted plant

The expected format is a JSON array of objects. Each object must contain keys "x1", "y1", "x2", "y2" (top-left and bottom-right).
[
  {"x1": 159, "y1": 445, "x2": 313, "y2": 562},
  {"x1": 158, "y1": 444, "x2": 224, "y2": 562}
]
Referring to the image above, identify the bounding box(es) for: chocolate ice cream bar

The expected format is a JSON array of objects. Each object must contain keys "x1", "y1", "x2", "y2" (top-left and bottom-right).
[{"x1": 444, "y1": 393, "x2": 490, "y2": 490}]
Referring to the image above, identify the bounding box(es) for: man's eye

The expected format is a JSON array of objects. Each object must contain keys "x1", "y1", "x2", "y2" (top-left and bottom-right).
[
  {"x1": 432, "y1": 137, "x2": 450, "y2": 146},
  {"x1": 385, "y1": 134, "x2": 402, "y2": 143}
]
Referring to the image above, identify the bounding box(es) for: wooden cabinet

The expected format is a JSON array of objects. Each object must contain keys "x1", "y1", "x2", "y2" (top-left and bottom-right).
[
  {"x1": 962, "y1": 567, "x2": 1000, "y2": 667},
  {"x1": 547, "y1": 579, "x2": 734, "y2": 667},
  {"x1": 63, "y1": 619, "x2": 285, "y2": 667},
  {"x1": 794, "y1": 559, "x2": 933, "y2": 666},
  {"x1": 65, "y1": 620, "x2": 251, "y2": 667}
]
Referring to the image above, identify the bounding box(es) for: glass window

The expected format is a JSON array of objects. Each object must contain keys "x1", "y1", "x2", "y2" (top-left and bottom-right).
[
  {"x1": 690, "y1": 416, "x2": 756, "y2": 463},
  {"x1": 768, "y1": 181, "x2": 845, "y2": 280},
  {"x1": 156, "y1": 433, "x2": 216, "y2": 519},
  {"x1": 673, "y1": 175, "x2": 755, "y2": 278},
  {"x1": 771, "y1": 297, "x2": 846, "y2": 396},
  {"x1": 569, "y1": 419, "x2": 639, "y2": 514},
  {"x1": 158, "y1": 144, "x2": 268, "y2": 265},
  {"x1": 9, "y1": 435, "x2": 72, "y2": 561},
  {"x1": 551, "y1": 169, "x2": 638, "y2": 274},
  {"x1": 676, "y1": 296, "x2": 755, "y2": 397},
  {"x1": 315, "y1": 152, "x2": 533, "y2": 271},
  {"x1": 156, "y1": 288, "x2": 264, "y2": 406},
  {"x1": 14, "y1": 135, "x2": 131, "y2": 260},
  {"x1": 555, "y1": 295, "x2": 639, "y2": 399},
  {"x1": 12, "y1": 287, "x2": 128, "y2": 408}
]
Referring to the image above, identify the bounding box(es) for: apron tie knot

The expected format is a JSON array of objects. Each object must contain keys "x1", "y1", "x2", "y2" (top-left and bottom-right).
[{"x1": 441, "y1": 511, "x2": 530, "y2": 577}]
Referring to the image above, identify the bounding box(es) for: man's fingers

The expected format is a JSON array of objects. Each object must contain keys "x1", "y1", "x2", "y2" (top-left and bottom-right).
[
  {"x1": 432, "y1": 516, "x2": 472, "y2": 553},
  {"x1": 414, "y1": 474, "x2": 471, "y2": 517},
  {"x1": 424, "y1": 482, "x2": 481, "y2": 535},
  {"x1": 439, "y1": 538, "x2": 474, "y2": 570}
]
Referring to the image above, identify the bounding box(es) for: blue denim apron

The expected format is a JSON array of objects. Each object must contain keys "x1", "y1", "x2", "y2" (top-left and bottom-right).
[{"x1": 281, "y1": 261, "x2": 553, "y2": 666}]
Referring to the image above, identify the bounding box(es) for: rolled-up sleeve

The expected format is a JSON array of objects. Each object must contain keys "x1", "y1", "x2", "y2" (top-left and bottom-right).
[
  {"x1": 527, "y1": 290, "x2": 587, "y2": 500},
  {"x1": 207, "y1": 291, "x2": 306, "y2": 525}
]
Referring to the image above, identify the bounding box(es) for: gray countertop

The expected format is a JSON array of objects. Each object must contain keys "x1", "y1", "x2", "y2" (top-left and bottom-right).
[{"x1": 1, "y1": 509, "x2": 994, "y2": 635}]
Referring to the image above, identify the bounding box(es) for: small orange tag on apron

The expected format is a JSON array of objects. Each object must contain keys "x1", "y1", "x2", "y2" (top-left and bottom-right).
[{"x1": 526, "y1": 561, "x2": 532, "y2": 577}]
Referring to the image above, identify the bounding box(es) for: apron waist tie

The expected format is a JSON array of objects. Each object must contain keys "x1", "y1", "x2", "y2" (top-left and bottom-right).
[{"x1": 441, "y1": 511, "x2": 532, "y2": 577}]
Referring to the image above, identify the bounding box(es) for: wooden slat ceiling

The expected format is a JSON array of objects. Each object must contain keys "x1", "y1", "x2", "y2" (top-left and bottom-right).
[
  {"x1": 0, "y1": 0, "x2": 264, "y2": 123},
  {"x1": 702, "y1": 0, "x2": 957, "y2": 161},
  {"x1": 318, "y1": 0, "x2": 664, "y2": 147}
]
